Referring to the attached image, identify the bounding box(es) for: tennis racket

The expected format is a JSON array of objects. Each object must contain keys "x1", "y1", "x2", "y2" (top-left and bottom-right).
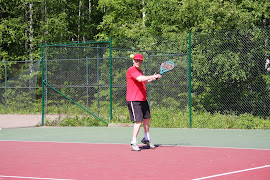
[{"x1": 160, "y1": 61, "x2": 175, "y2": 74}]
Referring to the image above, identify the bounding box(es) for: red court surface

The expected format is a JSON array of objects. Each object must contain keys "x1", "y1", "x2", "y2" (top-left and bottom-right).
[{"x1": 0, "y1": 141, "x2": 269, "y2": 180}]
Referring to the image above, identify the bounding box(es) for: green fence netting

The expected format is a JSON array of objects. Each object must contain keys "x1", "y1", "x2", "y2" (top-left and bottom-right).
[
  {"x1": 41, "y1": 37, "x2": 189, "y2": 127},
  {"x1": 0, "y1": 60, "x2": 40, "y2": 113},
  {"x1": 1, "y1": 27, "x2": 270, "y2": 129}
]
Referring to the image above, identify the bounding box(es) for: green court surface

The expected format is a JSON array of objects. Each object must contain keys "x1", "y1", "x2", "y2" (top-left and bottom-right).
[{"x1": 0, "y1": 127, "x2": 270, "y2": 149}]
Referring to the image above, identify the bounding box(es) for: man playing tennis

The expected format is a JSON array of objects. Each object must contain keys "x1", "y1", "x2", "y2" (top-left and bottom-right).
[{"x1": 126, "y1": 54, "x2": 162, "y2": 151}]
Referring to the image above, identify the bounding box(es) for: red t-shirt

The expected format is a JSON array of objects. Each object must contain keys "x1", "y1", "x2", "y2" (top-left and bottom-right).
[{"x1": 126, "y1": 66, "x2": 147, "y2": 101}]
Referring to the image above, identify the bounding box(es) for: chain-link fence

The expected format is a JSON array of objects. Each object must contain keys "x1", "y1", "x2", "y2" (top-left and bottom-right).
[
  {"x1": 110, "y1": 37, "x2": 189, "y2": 128},
  {"x1": 1, "y1": 28, "x2": 270, "y2": 129},
  {"x1": 191, "y1": 28, "x2": 270, "y2": 128},
  {"x1": 0, "y1": 60, "x2": 41, "y2": 128},
  {"x1": 41, "y1": 37, "x2": 189, "y2": 127},
  {"x1": 0, "y1": 60, "x2": 40, "y2": 113},
  {"x1": 42, "y1": 41, "x2": 111, "y2": 126}
]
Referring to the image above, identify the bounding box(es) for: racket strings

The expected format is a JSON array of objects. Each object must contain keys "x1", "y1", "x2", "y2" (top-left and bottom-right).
[{"x1": 160, "y1": 61, "x2": 175, "y2": 74}]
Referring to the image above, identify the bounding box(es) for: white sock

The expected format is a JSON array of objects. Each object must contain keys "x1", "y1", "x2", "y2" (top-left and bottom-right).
[
  {"x1": 145, "y1": 132, "x2": 150, "y2": 141},
  {"x1": 131, "y1": 137, "x2": 137, "y2": 144}
]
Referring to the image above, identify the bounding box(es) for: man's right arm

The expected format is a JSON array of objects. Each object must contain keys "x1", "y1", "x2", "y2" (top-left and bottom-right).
[{"x1": 136, "y1": 74, "x2": 162, "y2": 83}]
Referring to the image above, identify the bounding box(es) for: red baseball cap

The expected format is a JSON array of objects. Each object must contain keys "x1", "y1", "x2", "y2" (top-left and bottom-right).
[{"x1": 133, "y1": 54, "x2": 144, "y2": 61}]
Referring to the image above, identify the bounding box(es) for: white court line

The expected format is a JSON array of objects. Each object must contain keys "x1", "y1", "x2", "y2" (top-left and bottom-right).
[
  {"x1": 0, "y1": 175, "x2": 74, "y2": 180},
  {"x1": 193, "y1": 165, "x2": 270, "y2": 180}
]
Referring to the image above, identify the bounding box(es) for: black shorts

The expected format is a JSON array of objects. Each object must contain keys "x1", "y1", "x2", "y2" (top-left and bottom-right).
[{"x1": 127, "y1": 101, "x2": 151, "y2": 122}]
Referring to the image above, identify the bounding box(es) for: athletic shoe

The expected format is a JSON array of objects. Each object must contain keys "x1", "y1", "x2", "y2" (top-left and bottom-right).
[
  {"x1": 130, "y1": 143, "x2": 141, "y2": 151},
  {"x1": 141, "y1": 137, "x2": 155, "y2": 149}
]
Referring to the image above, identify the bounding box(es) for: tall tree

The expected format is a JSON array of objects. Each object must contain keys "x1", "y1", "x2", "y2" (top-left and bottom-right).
[{"x1": 97, "y1": 0, "x2": 145, "y2": 38}]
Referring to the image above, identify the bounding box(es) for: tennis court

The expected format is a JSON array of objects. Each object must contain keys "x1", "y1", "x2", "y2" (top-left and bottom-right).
[{"x1": 0, "y1": 127, "x2": 269, "y2": 180}]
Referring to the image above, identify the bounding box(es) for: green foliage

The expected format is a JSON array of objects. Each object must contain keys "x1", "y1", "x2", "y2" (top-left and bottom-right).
[
  {"x1": 150, "y1": 107, "x2": 189, "y2": 128},
  {"x1": 0, "y1": 0, "x2": 104, "y2": 64},
  {"x1": 0, "y1": 103, "x2": 39, "y2": 114},
  {"x1": 1, "y1": 0, "x2": 270, "y2": 130},
  {"x1": 191, "y1": 28, "x2": 270, "y2": 117},
  {"x1": 45, "y1": 115, "x2": 107, "y2": 127},
  {"x1": 1, "y1": 0, "x2": 270, "y2": 64},
  {"x1": 110, "y1": 106, "x2": 270, "y2": 129},
  {"x1": 191, "y1": 111, "x2": 270, "y2": 129},
  {"x1": 97, "y1": 0, "x2": 145, "y2": 38}
]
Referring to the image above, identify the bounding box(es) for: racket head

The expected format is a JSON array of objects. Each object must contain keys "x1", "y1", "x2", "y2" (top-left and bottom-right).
[{"x1": 160, "y1": 61, "x2": 175, "y2": 74}]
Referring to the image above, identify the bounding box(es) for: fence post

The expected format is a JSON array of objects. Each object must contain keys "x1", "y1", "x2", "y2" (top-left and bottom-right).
[
  {"x1": 41, "y1": 43, "x2": 44, "y2": 126},
  {"x1": 96, "y1": 46, "x2": 100, "y2": 116},
  {"x1": 109, "y1": 38, "x2": 113, "y2": 122},
  {"x1": 86, "y1": 57, "x2": 89, "y2": 109},
  {"x1": 5, "y1": 61, "x2": 7, "y2": 112},
  {"x1": 188, "y1": 32, "x2": 192, "y2": 128},
  {"x1": 147, "y1": 52, "x2": 151, "y2": 106}
]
